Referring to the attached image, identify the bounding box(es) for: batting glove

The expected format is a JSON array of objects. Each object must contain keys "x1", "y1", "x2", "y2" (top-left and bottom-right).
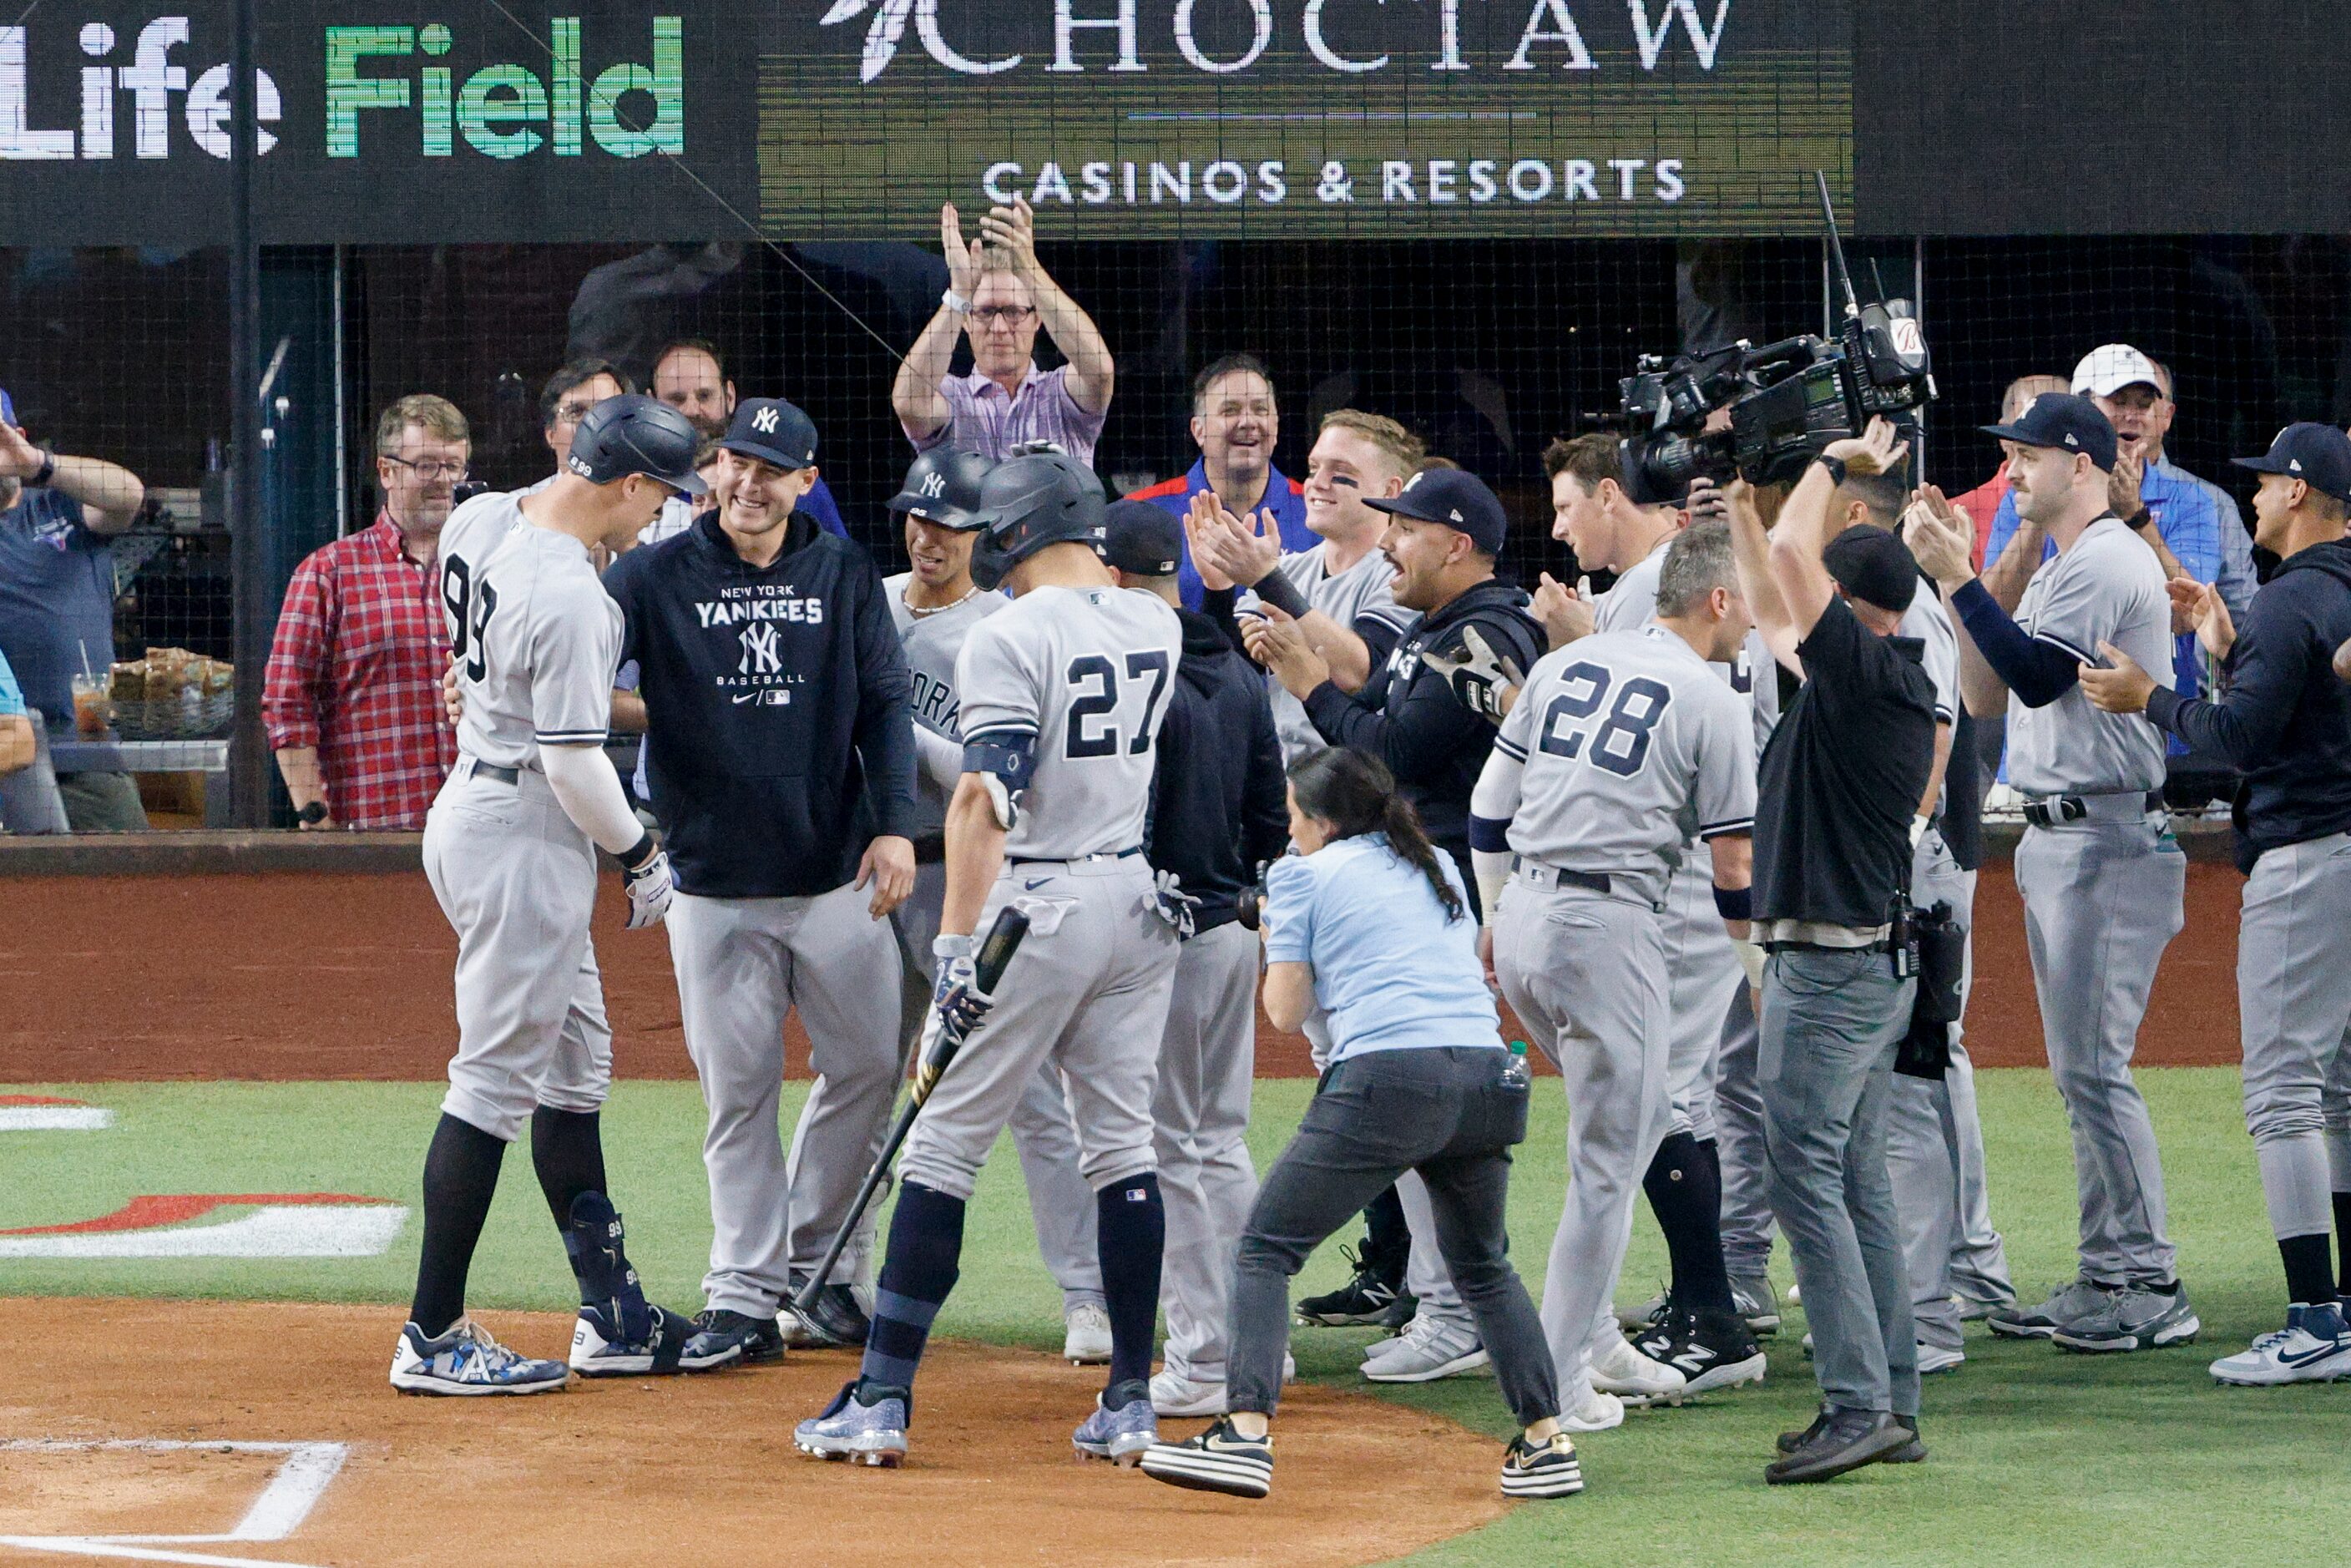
[
  {"x1": 1150, "y1": 868, "x2": 1201, "y2": 939},
  {"x1": 622, "y1": 845, "x2": 675, "y2": 930},
  {"x1": 1423, "y1": 625, "x2": 1523, "y2": 723},
  {"x1": 914, "y1": 935, "x2": 994, "y2": 1100}
]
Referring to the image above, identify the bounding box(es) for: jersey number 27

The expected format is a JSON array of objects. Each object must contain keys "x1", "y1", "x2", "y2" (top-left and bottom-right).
[
  {"x1": 1538, "y1": 662, "x2": 1671, "y2": 777},
  {"x1": 1064, "y1": 650, "x2": 1170, "y2": 758},
  {"x1": 440, "y1": 555, "x2": 499, "y2": 684}
]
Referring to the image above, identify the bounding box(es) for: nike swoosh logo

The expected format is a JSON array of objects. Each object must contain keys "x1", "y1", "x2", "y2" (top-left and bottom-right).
[
  {"x1": 2278, "y1": 1340, "x2": 2347, "y2": 1366},
  {"x1": 1024, "y1": 877, "x2": 1051, "y2": 890},
  {"x1": 732, "y1": 691, "x2": 758, "y2": 703}
]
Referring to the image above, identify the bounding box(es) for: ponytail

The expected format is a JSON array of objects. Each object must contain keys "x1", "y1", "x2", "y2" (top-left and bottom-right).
[{"x1": 1287, "y1": 746, "x2": 1467, "y2": 924}]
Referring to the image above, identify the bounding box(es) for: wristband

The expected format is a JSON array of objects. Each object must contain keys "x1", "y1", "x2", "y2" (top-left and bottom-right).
[
  {"x1": 617, "y1": 830, "x2": 660, "y2": 873},
  {"x1": 1251, "y1": 570, "x2": 1310, "y2": 619},
  {"x1": 1815, "y1": 455, "x2": 1848, "y2": 488},
  {"x1": 933, "y1": 933, "x2": 976, "y2": 960},
  {"x1": 942, "y1": 289, "x2": 971, "y2": 315},
  {"x1": 29, "y1": 451, "x2": 55, "y2": 488},
  {"x1": 2122, "y1": 507, "x2": 2153, "y2": 531},
  {"x1": 1711, "y1": 884, "x2": 1752, "y2": 923},
  {"x1": 296, "y1": 800, "x2": 328, "y2": 826}
]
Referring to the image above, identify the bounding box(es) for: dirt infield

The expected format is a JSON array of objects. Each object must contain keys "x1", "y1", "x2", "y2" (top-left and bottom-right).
[
  {"x1": 0, "y1": 864, "x2": 2243, "y2": 1083},
  {"x1": 0, "y1": 1297, "x2": 1506, "y2": 1568}
]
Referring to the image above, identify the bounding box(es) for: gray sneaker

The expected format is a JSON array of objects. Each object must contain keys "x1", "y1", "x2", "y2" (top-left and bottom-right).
[
  {"x1": 1074, "y1": 1379, "x2": 1158, "y2": 1465},
  {"x1": 1730, "y1": 1275, "x2": 1782, "y2": 1336},
  {"x1": 2051, "y1": 1284, "x2": 2200, "y2": 1353},
  {"x1": 1986, "y1": 1277, "x2": 2109, "y2": 1340},
  {"x1": 1363, "y1": 1312, "x2": 1489, "y2": 1383}
]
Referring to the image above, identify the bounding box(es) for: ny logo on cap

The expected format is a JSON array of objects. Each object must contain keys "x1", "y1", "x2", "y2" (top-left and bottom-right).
[
  {"x1": 919, "y1": 472, "x2": 946, "y2": 498},
  {"x1": 1449, "y1": 508, "x2": 1464, "y2": 523},
  {"x1": 2291, "y1": 458, "x2": 2304, "y2": 473},
  {"x1": 2063, "y1": 433, "x2": 2079, "y2": 448},
  {"x1": 752, "y1": 406, "x2": 780, "y2": 434}
]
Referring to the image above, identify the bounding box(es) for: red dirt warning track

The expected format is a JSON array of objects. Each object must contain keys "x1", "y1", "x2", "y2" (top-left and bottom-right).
[{"x1": 0, "y1": 866, "x2": 2242, "y2": 1083}]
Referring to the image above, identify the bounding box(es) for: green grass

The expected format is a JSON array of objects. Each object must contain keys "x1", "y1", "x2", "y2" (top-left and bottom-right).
[{"x1": 4, "y1": 1069, "x2": 2345, "y2": 1565}]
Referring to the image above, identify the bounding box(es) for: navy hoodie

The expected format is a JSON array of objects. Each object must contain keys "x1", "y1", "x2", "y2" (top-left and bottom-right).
[
  {"x1": 604, "y1": 511, "x2": 918, "y2": 898},
  {"x1": 1148, "y1": 606, "x2": 1291, "y2": 931}
]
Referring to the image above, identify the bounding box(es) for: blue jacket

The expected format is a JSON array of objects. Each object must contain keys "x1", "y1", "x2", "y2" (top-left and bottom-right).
[
  {"x1": 1130, "y1": 459, "x2": 1312, "y2": 612},
  {"x1": 1148, "y1": 607, "x2": 1291, "y2": 931},
  {"x1": 604, "y1": 512, "x2": 918, "y2": 899},
  {"x1": 2145, "y1": 539, "x2": 2351, "y2": 873}
]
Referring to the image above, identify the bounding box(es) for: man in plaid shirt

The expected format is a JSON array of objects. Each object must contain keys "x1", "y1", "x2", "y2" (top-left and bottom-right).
[{"x1": 263, "y1": 395, "x2": 467, "y2": 829}]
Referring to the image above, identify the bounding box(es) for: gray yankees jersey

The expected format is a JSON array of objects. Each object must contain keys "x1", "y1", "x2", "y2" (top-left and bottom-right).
[
  {"x1": 1245, "y1": 542, "x2": 1411, "y2": 765},
  {"x1": 2010, "y1": 516, "x2": 2172, "y2": 797},
  {"x1": 956, "y1": 583, "x2": 1183, "y2": 859},
  {"x1": 1493, "y1": 625, "x2": 1757, "y2": 905},
  {"x1": 1593, "y1": 536, "x2": 1671, "y2": 635},
  {"x1": 438, "y1": 490, "x2": 621, "y2": 771},
  {"x1": 1898, "y1": 576, "x2": 1959, "y2": 815},
  {"x1": 885, "y1": 573, "x2": 1009, "y2": 839},
  {"x1": 1593, "y1": 531, "x2": 1782, "y2": 761}
]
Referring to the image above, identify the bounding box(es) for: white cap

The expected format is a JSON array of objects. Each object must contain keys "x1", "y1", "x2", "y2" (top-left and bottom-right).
[{"x1": 2072, "y1": 343, "x2": 2162, "y2": 399}]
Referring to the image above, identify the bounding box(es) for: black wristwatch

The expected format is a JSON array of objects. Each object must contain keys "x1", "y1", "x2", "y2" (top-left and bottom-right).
[
  {"x1": 1816, "y1": 454, "x2": 1849, "y2": 488},
  {"x1": 2122, "y1": 506, "x2": 2154, "y2": 531},
  {"x1": 28, "y1": 450, "x2": 55, "y2": 488}
]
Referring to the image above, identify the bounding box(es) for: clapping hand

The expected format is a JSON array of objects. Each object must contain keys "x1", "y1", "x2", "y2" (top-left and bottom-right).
[
  {"x1": 1530, "y1": 571, "x2": 1594, "y2": 650},
  {"x1": 940, "y1": 204, "x2": 984, "y2": 302},
  {"x1": 2167, "y1": 576, "x2": 2235, "y2": 660},
  {"x1": 1901, "y1": 483, "x2": 1975, "y2": 589},
  {"x1": 1241, "y1": 604, "x2": 1330, "y2": 697}
]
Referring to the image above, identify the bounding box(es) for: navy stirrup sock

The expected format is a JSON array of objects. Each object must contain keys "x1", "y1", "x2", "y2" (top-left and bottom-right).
[
  {"x1": 861, "y1": 1180, "x2": 966, "y2": 1393},
  {"x1": 1095, "y1": 1173, "x2": 1166, "y2": 1390}
]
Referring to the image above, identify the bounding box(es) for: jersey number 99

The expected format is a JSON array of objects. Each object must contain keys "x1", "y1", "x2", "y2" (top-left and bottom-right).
[
  {"x1": 441, "y1": 556, "x2": 500, "y2": 685},
  {"x1": 1538, "y1": 663, "x2": 1671, "y2": 777}
]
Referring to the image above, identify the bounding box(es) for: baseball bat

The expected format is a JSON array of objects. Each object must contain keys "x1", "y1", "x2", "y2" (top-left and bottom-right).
[{"x1": 791, "y1": 903, "x2": 1031, "y2": 1322}]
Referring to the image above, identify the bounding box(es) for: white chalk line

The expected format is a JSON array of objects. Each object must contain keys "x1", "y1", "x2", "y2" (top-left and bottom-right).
[
  {"x1": 0, "y1": 1439, "x2": 346, "y2": 1568},
  {"x1": 0, "y1": 1206, "x2": 407, "y2": 1259},
  {"x1": 0, "y1": 1110, "x2": 113, "y2": 1133}
]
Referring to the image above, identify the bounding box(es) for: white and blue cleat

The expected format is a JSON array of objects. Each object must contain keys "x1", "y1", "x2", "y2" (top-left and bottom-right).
[
  {"x1": 2210, "y1": 1302, "x2": 2351, "y2": 1386},
  {"x1": 389, "y1": 1318, "x2": 570, "y2": 1397},
  {"x1": 1073, "y1": 1381, "x2": 1159, "y2": 1466},
  {"x1": 796, "y1": 1379, "x2": 912, "y2": 1468}
]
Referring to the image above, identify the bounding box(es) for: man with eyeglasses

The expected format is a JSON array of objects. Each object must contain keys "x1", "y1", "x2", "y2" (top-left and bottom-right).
[
  {"x1": 892, "y1": 199, "x2": 1115, "y2": 470},
  {"x1": 264, "y1": 394, "x2": 468, "y2": 830}
]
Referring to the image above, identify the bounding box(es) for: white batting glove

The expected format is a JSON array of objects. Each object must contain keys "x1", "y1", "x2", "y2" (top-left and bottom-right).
[
  {"x1": 622, "y1": 846, "x2": 675, "y2": 930},
  {"x1": 1423, "y1": 624, "x2": 1524, "y2": 722}
]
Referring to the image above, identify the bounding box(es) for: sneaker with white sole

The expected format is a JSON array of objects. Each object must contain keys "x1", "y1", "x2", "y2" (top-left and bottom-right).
[
  {"x1": 1729, "y1": 1276, "x2": 1782, "y2": 1336},
  {"x1": 1916, "y1": 1342, "x2": 1966, "y2": 1376},
  {"x1": 1500, "y1": 1432, "x2": 1584, "y2": 1498},
  {"x1": 1363, "y1": 1313, "x2": 1489, "y2": 1383},
  {"x1": 796, "y1": 1378, "x2": 909, "y2": 1467},
  {"x1": 1140, "y1": 1418, "x2": 1272, "y2": 1499},
  {"x1": 2051, "y1": 1283, "x2": 2200, "y2": 1353},
  {"x1": 1987, "y1": 1277, "x2": 2108, "y2": 1340},
  {"x1": 1590, "y1": 1325, "x2": 1687, "y2": 1406},
  {"x1": 1561, "y1": 1387, "x2": 1624, "y2": 1433},
  {"x1": 1064, "y1": 1302, "x2": 1114, "y2": 1365},
  {"x1": 1150, "y1": 1369, "x2": 1226, "y2": 1419},
  {"x1": 2209, "y1": 1302, "x2": 2351, "y2": 1386},
  {"x1": 390, "y1": 1318, "x2": 569, "y2": 1397}
]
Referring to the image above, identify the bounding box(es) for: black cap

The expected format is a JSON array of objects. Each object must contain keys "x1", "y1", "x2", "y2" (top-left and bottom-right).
[
  {"x1": 1101, "y1": 498, "x2": 1183, "y2": 576},
  {"x1": 1364, "y1": 467, "x2": 1509, "y2": 554},
  {"x1": 1822, "y1": 524, "x2": 1920, "y2": 615},
  {"x1": 1980, "y1": 392, "x2": 2116, "y2": 473},
  {"x1": 2232, "y1": 422, "x2": 2351, "y2": 506},
  {"x1": 718, "y1": 397, "x2": 817, "y2": 471}
]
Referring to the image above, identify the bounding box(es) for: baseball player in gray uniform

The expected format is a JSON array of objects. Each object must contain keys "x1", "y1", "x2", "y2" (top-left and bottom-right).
[
  {"x1": 390, "y1": 395, "x2": 704, "y2": 1396},
  {"x1": 1469, "y1": 520, "x2": 1760, "y2": 1429},
  {"x1": 796, "y1": 451, "x2": 1183, "y2": 1469},
  {"x1": 883, "y1": 445, "x2": 1117, "y2": 1364},
  {"x1": 1909, "y1": 393, "x2": 2197, "y2": 1353}
]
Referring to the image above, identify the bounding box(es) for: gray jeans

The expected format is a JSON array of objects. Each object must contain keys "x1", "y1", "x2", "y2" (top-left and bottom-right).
[
  {"x1": 1761, "y1": 946, "x2": 1919, "y2": 1419},
  {"x1": 1229, "y1": 1047, "x2": 1557, "y2": 1427}
]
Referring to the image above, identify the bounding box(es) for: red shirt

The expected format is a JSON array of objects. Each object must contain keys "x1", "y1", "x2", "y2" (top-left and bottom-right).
[
  {"x1": 262, "y1": 513, "x2": 456, "y2": 829},
  {"x1": 1950, "y1": 461, "x2": 2010, "y2": 574}
]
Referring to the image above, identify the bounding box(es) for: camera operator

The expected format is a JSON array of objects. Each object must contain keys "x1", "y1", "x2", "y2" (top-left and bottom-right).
[{"x1": 1726, "y1": 418, "x2": 1937, "y2": 1485}]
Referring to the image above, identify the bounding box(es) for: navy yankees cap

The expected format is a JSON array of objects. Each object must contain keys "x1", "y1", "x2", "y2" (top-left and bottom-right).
[
  {"x1": 1101, "y1": 498, "x2": 1183, "y2": 577},
  {"x1": 1823, "y1": 524, "x2": 1920, "y2": 615},
  {"x1": 1981, "y1": 392, "x2": 2117, "y2": 473},
  {"x1": 1364, "y1": 466, "x2": 1509, "y2": 554},
  {"x1": 2232, "y1": 422, "x2": 2351, "y2": 505},
  {"x1": 719, "y1": 397, "x2": 817, "y2": 471}
]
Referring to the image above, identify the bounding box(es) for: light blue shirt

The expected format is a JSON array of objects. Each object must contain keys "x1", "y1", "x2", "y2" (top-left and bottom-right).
[
  {"x1": 0, "y1": 645, "x2": 23, "y2": 717},
  {"x1": 1262, "y1": 832, "x2": 1501, "y2": 1063}
]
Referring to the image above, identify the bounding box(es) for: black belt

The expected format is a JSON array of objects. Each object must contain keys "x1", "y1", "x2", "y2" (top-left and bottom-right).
[
  {"x1": 1764, "y1": 938, "x2": 1893, "y2": 954},
  {"x1": 1009, "y1": 845, "x2": 1144, "y2": 868},
  {"x1": 1511, "y1": 856, "x2": 1613, "y2": 896},
  {"x1": 2021, "y1": 790, "x2": 2162, "y2": 829},
  {"x1": 467, "y1": 759, "x2": 519, "y2": 785}
]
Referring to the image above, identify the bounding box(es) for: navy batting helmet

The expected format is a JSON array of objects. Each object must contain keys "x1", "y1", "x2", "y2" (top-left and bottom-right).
[
  {"x1": 887, "y1": 447, "x2": 993, "y2": 531},
  {"x1": 968, "y1": 450, "x2": 1106, "y2": 590},
  {"x1": 566, "y1": 394, "x2": 707, "y2": 495}
]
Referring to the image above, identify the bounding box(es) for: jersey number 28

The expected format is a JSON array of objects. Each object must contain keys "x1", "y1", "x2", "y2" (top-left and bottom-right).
[
  {"x1": 1538, "y1": 662, "x2": 1671, "y2": 777},
  {"x1": 1064, "y1": 650, "x2": 1170, "y2": 758},
  {"x1": 441, "y1": 555, "x2": 499, "y2": 684}
]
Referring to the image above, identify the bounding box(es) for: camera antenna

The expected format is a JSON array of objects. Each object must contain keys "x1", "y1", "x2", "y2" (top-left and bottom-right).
[{"x1": 1817, "y1": 170, "x2": 1862, "y2": 321}]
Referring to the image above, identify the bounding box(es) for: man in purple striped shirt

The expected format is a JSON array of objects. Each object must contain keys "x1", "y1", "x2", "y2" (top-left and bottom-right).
[{"x1": 892, "y1": 198, "x2": 1115, "y2": 470}]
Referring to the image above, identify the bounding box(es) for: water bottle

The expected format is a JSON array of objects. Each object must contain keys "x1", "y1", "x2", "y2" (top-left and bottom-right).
[{"x1": 1500, "y1": 1039, "x2": 1531, "y2": 1090}]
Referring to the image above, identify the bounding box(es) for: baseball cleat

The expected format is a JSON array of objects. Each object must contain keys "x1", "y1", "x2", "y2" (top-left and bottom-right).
[
  {"x1": 390, "y1": 1318, "x2": 569, "y2": 1397},
  {"x1": 1150, "y1": 1369, "x2": 1226, "y2": 1419},
  {"x1": 1295, "y1": 1247, "x2": 1410, "y2": 1327},
  {"x1": 1632, "y1": 1307, "x2": 1765, "y2": 1396},
  {"x1": 1765, "y1": 1409, "x2": 1912, "y2": 1485},
  {"x1": 1954, "y1": 1288, "x2": 2015, "y2": 1323},
  {"x1": 2051, "y1": 1283, "x2": 2200, "y2": 1353},
  {"x1": 1916, "y1": 1342, "x2": 1966, "y2": 1376},
  {"x1": 1589, "y1": 1325, "x2": 1686, "y2": 1407},
  {"x1": 1986, "y1": 1277, "x2": 2109, "y2": 1339},
  {"x1": 781, "y1": 1283, "x2": 872, "y2": 1350},
  {"x1": 1618, "y1": 1286, "x2": 1673, "y2": 1333},
  {"x1": 1729, "y1": 1276, "x2": 1782, "y2": 1336},
  {"x1": 570, "y1": 1301, "x2": 695, "y2": 1376},
  {"x1": 1777, "y1": 1408, "x2": 1925, "y2": 1464},
  {"x1": 1073, "y1": 1380, "x2": 1158, "y2": 1465},
  {"x1": 1560, "y1": 1387, "x2": 1625, "y2": 1433},
  {"x1": 1140, "y1": 1417, "x2": 1272, "y2": 1499},
  {"x1": 1363, "y1": 1312, "x2": 1489, "y2": 1383},
  {"x1": 2209, "y1": 1302, "x2": 2351, "y2": 1385},
  {"x1": 1063, "y1": 1302, "x2": 1115, "y2": 1365},
  {"x1": 680, "y1": 1308, "x2": 786, "y2": 1372},
  {"x1": 1499, "y1": 1431, "x2": 1584, "y2": 1499},
  {"x1": 796, "y1": 1378, "x2": 910, "y2": 1467}
]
